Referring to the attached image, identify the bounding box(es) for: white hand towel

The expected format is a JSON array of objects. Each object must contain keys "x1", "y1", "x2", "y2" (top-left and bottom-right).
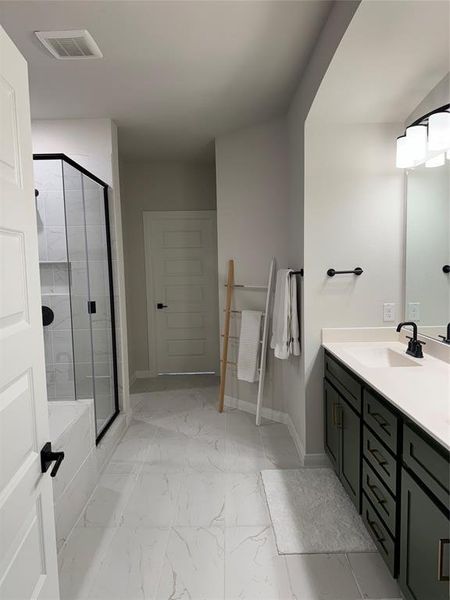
[
  {"x1": 237, "y1": 310, "x2": 262, "y2": 382},
  {"x1": 270, "y1": 269, "x2": 291, "y2": 359}
]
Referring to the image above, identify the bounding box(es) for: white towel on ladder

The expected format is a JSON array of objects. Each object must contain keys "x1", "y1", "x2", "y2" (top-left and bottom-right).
[
  {"x1": 237, "y1": 310, "x2": 263, "y2": 382},
  {"x1": 270, "y1": 269, "x2": 300, "y2": 359}
]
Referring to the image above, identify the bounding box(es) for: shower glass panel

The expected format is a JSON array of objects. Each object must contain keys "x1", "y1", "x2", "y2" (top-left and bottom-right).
[
  {"x1": 83, "y1": 174, "x2": 117, "y2": 433},
  {"x1": 34, "y1": 154, "x2": 119, "y2": 441},
  {"x1": 62, "y1": 161, "x2": 95, "y2": 404}
]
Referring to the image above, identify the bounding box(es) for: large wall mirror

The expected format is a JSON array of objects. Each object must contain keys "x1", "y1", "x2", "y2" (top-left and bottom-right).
[{"x1": 405, "y1": 161, "x2": 450, "y2": 343}]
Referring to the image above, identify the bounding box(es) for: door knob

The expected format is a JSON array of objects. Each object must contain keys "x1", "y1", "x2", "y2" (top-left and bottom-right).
[
  {"x1": 40, "y1": 442, "x2": 65, "y2": 477},
  {"x1": 157, "y1": 303, "x2": 168, "y2": 309}
]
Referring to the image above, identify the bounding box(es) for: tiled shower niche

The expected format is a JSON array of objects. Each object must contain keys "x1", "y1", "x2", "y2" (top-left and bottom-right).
[{"x1": 34, "y1": 155, "x2": 119, "y2": 440}]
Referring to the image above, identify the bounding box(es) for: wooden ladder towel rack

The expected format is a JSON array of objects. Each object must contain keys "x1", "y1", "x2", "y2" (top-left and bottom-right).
[
  {"x1": 218, "y1": 258, "x2": 275, "y2": 426},
  {"x1": 218, "y1": 259, "x2": 234, "y2": 412}
]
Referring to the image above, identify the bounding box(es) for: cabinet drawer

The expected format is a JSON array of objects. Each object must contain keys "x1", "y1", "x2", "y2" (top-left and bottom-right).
[
  {"x1": 363, "y1": 389, "x2": 398, "y2": 455},
  {"x1": 362, "y1": 493, "x2": 396, "y2": 576},
  {"x1": 362, "y1": 459, "x2": 396, "y2": 535},
  {"x1": 324, "y1": 353, "x2": 361, "y2": 413},
  {"x1": 403, "y1": 424, "x2": 450, "y2": 509},
  {"x1": 363, "y1": 426, "x2": 397, "y2": 495}
]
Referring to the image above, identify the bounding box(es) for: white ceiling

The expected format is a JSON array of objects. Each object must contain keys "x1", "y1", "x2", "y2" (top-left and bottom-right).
[
  {"x1": 308, "y1": 0, "x2": 449, "y2": 124},
  {"x1": 0, "y1": 0, "x2": 332, "y2": 161}
]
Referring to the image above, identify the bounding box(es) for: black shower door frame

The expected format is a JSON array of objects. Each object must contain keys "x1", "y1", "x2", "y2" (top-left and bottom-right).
[{"x1": 34, "y1": 153, "x2": 120, "y2": 444}]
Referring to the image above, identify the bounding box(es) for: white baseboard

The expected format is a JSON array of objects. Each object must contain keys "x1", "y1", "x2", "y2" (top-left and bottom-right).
[
  {"x1": 285, "y1": 413, "x2": 329, "y2": 467},
  {"x1": 224, "y1": 395, "x2": 329, "y2": 468},
  {"x1": 129, "y1": 372, "x2": 137, "y2": 387},
  {"x1": 132, "y1": 370, "x2": 153, "y2": 380},
  {"x1": 224, "y1": 395, "x2": 286, "y2": 424},
  {"x1": 284, "y1": 413, "x2": 306, "y2": 464}
]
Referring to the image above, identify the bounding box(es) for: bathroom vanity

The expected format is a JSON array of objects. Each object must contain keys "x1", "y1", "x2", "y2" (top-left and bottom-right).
[{"x1": 322, "y1": 341, "x2": 449, "y2": 600}]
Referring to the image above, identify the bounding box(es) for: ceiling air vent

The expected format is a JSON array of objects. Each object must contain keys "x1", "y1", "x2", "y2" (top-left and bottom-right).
[{"x1": 35, "y1": 30, "x2": 103, "y2": 59}]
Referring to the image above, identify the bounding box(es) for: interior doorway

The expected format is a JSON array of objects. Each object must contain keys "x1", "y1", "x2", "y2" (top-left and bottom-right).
[{"x1": 143, "y1": 210, "x2": 220, "y2": 375}]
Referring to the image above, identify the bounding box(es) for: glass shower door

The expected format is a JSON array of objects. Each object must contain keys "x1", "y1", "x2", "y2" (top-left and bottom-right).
[
  {"x1": 62, "y1": 161, "x2": 95, "y2": 404},
  {"x1": 82, "y1": 174, "x2": 118, "y2": 436}
]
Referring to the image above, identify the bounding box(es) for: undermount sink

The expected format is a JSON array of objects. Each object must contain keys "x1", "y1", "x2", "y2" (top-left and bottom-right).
[{"x1": 345, "y1": 346, "x2": 421, "y2": 368}]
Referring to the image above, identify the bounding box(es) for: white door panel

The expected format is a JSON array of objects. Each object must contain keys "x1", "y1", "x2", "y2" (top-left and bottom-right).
[
  {"x1": 144, "y1": 211, "x2": 219, "y2": 375},
  {"x1": 0, "y1": 26, "x2": 60, "y2": 599}
]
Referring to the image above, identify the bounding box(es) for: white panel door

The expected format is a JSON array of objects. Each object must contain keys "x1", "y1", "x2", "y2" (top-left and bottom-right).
[
  {"x1": 144, "y1": 211, "x2": 219, "y2": 374},
  {"x1": 0, "y1": 26, "x2": 60, "y2": 599}
]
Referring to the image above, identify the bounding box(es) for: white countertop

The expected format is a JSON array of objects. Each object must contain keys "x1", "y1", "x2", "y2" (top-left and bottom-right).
[{"x1": 322, "y1": 340, "x2": 450, "y2": 451}]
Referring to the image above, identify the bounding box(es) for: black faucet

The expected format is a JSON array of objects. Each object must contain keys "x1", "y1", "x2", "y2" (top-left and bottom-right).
[
  {"x1": 396, "y1": 321, "x2": 426, "y2": 358},
  {"x1": 438, "y1": 323, "x2": 450, "y2": 345}
]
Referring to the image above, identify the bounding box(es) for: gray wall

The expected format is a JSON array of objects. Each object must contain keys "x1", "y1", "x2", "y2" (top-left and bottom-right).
[
  {"x1": 120, "y1": 161, "x2": 217, "y2": 376},
  {"x1": 284, "y1": 1, "x2": 360, "y2": 461},
  {"x1": 215, "y1": 118, "x2": 290, "y2": 414}
]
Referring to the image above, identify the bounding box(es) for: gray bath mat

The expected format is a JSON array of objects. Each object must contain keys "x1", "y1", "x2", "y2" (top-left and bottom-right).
[{"x1": 261, "y1": 468, "x2": 376, "y2": 554}]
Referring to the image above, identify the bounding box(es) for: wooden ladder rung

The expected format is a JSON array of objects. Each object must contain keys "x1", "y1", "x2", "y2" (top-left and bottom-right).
[
  {"x1": 220, "y1": 334, "x2": 262, "y2": 343},
  {"x1": 222, "y1": 309, "x2": 265, "y2": 316}
]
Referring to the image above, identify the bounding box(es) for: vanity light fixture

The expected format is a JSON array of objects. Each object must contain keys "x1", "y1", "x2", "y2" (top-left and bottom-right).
[
  {"x1": 428, "y1": 111, "x2": 450, "y2": 151},
  {"x1": 396, "y1": 103, "x2": 450, "y2": 168},
  {"x1": 406, "y1": 124, "x2": 427, "y2": 163}
]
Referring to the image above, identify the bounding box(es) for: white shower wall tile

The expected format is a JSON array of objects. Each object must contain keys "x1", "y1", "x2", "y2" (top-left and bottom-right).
[
  {"x1": 46, "y1": 366, "x2": 56, "y2": 400},
  {"x1": 39, "y1": 266, "x2": 54, "y2": 294},
  {"x1": 53, "y1": 265, "x2": 70, "y2": 293},
  {"x1": 42, "y1": 190, "x2": 66, "y2": 226},
  {"x1": 55, "y1": 363, "x2": 76, "y2": 399},
  {"x1": 73, "y1": 362, "x2": 95, "y2": 400},
  {"x1": 66, "y1": 225, "x2": 88, "y2": 262},
  {"x1": 72, "y1": 329, "x2": 93, "y2": 364},
  {"x1": 52, "y1": 330, "x2": 73, "y2": 364},
  {"x1": 86, "y1": 225, "x2": 108, "y2": 261},
  {"x1": 38, "y1": 229, "x2": 48, "y2": 261},
  {"x1": 84, "y1": 189, "x2": 104, "y2": 226},
  {"x1": 43, "y1": 329, "x2": 53, "y2": 365},
  {"x1": 46, "y1": 226, "x2": 68, "y2": 262},
  {"x1": 34, "y1": 159, "x2": 63, "y2": 192}
]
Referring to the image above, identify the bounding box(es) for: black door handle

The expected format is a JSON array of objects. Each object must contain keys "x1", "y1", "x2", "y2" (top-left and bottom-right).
[
  {"x1": 41, "y1": 442, "x2": 65, "y2": 477},
  {"x1": 157, "y1": 303, "x2": 168, "y2": 309}
]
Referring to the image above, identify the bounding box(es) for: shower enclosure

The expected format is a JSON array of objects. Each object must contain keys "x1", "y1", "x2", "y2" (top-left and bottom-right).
[{"x1": 34, "y1": 154, "x2": 119, "y2": 442}]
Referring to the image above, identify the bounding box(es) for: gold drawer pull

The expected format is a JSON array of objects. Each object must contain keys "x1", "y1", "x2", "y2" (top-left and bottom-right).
[
  {"x1": 368, "y1": 444, "x2": 388, "y2": 467},
  {"x1": 367, "y1": 480, "x2": 387, "y2": 506},
  {"x1": 332, "y1": 402, "x2": 338, "y2": 426},
  {"x1": 367, "y1": 514, "x2": 386, "y2": 545},
  {"x1": 368, "y1": 405, "x2": 390, "y2": 432},
  {"x1": 332, "y1": 403, "x2": 343, "y2": 429},
  {"x1": 438, "y1": 539, "x2": 450, "y2": 582}
]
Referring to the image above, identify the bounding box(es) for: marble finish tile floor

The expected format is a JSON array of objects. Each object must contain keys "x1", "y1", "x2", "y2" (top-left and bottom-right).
[{"x1": 59, "y1": 375, "x2": 402, "y2": 600}]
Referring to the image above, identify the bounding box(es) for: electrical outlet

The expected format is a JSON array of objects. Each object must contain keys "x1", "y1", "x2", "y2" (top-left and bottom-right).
[
  {"x1": 383, "y1": 303, "x2": 395, "y2": 322},
  {"x1": 408, "y1": 302, "x2": 420, "y2": 321}
]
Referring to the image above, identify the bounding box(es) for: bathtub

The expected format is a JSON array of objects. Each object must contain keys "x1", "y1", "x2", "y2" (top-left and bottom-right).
[{"x1": 48, "y1": 400, "x2": 96, "y2": 552}]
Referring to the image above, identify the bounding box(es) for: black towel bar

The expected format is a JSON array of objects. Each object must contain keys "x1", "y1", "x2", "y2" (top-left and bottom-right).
[
  {"x1": 289, "y1": 269, "x2": 304, "y2": 277},
  {"x1": 327, "y1": 267, "x2": 363, "y2": 277}
]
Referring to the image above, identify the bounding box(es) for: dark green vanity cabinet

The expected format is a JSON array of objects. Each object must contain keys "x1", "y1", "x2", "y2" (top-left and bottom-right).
[
  {"x1": 323, "y1": 350, "x2": 450, "y2": 599},
  {"x1": 399, "y1": 424, "x2": 450, "y2": 600},
  {"x1": 324, "y1": 356, "x2": 361, "y2": 511}
]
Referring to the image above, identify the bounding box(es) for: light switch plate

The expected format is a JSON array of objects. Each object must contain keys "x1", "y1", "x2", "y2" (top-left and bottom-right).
[
  {"x1": 383, "y1": 303, "x2": 395, "y2": 322},
  {"x1": 408, "y1": 302, "x2": 420, "y2": 321}
]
